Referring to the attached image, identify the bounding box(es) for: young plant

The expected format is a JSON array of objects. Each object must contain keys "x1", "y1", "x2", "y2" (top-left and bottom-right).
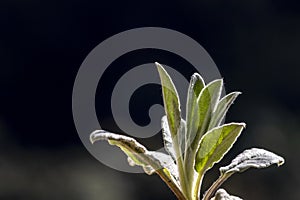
[{"x1": 90, "y1": 63, "x2": 284, "y2": 200}]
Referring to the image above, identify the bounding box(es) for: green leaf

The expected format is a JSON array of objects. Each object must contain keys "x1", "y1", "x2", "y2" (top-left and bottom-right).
[
  {"x1": 208, "y1": 92, "x2": 241, "y2": 130},
  {"x1": 90, "y1": 130, "x2": 179, "y2": 183},
  {"x1": 156, "y1": 62, "x2": 181, "y2": 138},
  {"x1": 185, "y1": 73, "x2": 205, "y2": 148},
  {"x1": 219, "y1": 148, "x2": 285, "y2": 175},
  {"x1": 195, "y1": 123, "x2": 245, "y2": 173},
  {"x1": 156, "y1": 63, "x2": 189, "y2": 198},
  {"x1": 191, "y1": 79, "x2": 223, "y2": 150}
]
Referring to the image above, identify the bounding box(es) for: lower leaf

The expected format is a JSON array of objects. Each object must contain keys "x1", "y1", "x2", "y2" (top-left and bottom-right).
[{"x1": 90, "y1": 130, "x2": 184, "y2": 198}]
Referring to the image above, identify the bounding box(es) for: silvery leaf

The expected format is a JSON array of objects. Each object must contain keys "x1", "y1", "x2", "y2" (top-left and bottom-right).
[
  {"x1": 210, "y1": 189, "x2": 242, "y2": 200},
  {"x1": 90, "y1": 130, "x2": 179, "y2": 184},
  {"x1": 220, "y1": 148, "x2": 285, "y2": 175},
  {"x1": 162, "y1": 115, "x2": 176, "y2": 161}
]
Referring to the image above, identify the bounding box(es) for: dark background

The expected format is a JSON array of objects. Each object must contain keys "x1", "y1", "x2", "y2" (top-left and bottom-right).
[{"x1": 1, "y1": 0, "x2": 299, "y2": 199}]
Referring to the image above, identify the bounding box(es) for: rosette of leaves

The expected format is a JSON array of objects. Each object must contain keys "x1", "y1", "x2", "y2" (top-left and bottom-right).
[{"x1": 90, "y1": 63, "x2": 284, "y2": 200}]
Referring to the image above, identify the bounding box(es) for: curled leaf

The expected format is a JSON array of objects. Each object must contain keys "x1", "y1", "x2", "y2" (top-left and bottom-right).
[
  {"x1": 220, "y1": 148, "x2": 285, "y2": 175},
  {"x1": 90, "y1": 130, "x2": 179, "y2": 183},
  {"x1": 203, "y1": 148, "x2": 284, "y2": 200}
]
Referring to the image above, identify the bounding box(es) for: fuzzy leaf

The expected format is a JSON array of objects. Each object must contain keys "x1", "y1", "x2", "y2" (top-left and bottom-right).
[
  {"x1": 185, "y1": 73, "x2": 205, "y2": 148},
  {"x1": 90, "y1": 130, "x2": 179, "y2": 183},
  {"x1": 192, "y1": 79, "x2": 223, "y2": 150},
  {"x1": 211, "y1": 189, "x2": 243, "y2": 200},
  {"x1": 178, "y1": 119, "x2": 186, "y2": 160},
  {"x1": 162, "y1": 115, "x2": 176, "y2": 161},
  {"x1": 220, "y1": 148, "x2": 285, "y2": 175},
  {"x1": 162, "y1": 116, "x2": 186, "y2": 161},
  {"x1": 208, "y1": 92, "x2": 241, "y2": 130},
  {"x1": 156, "y1": 62, "x2": 181, "y2": 138},
  {"x1": 195, "y1": 123, "x2": 245, "y2": 173}
]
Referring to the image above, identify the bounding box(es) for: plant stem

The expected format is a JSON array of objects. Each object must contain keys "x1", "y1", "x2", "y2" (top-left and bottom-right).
[
  {"x1": 178, "y1": 156, "x2": 190, "y2": 199},
  {"x1": 193, "y1": 171, "x2": 204, "y2": 200},
  {"x1": 202, "y1": 173, "x2": 233, "y2": 200},
  {"x1": 173, "y1": 128, "x2": 190, "y2": 199},
  {"x1": 156, "y1": 168, "x2": 186, "y2": 200},
  {"x1": 183, "y1": 149, "x2": 197, "y2": 200}
]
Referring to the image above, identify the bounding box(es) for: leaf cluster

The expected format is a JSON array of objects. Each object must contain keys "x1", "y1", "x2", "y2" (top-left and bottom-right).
[{"x1": 90, "y1": 63, "x2": 284, "y2": 200}]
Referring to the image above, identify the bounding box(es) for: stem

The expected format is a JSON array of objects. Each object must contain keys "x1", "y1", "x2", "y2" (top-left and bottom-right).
[
  {"x1": 178, "y1": 156, "x2": 190, "y2": 199},
  {"x1": 156, "y1": 168, "x2": 186, "y2": 200},
  {"x1": 202, "y1": 173, "x2": 233, "y2": 200},
  {"x1": 173, "y1": 127, "x2": 189, "y2": 199},
  {"x1": 183, "y1": 149, "x2": 197, "y2": 200},
  {"x1": 193, "y1": 171, "x2": 204, "y2": 200}
]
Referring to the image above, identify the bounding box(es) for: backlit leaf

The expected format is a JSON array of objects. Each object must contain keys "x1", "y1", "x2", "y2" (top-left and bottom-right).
[
  {"x1": 195, "y1": 123, "x2": 245, "y2": 173},
  {"x1": 191, "y1": 79, "x2": 223, "y2": 150},
  {"x1": 156, "y1": 62, "x2": 181, "y2": 138},
  {"x1": 208, "y1": 92, "x2": 241, "y2": 130},
  {"x1": 185, "y1": 73, "x2": 205, "y2": 148}
]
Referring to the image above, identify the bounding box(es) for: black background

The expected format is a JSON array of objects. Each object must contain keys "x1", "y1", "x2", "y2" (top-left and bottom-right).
[{"x1": 0, "y1": 0, "x2": 299, "y2": 199}]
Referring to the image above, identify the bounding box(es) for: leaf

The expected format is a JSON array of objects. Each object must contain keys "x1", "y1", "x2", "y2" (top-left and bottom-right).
[
  {"x1": 162, "y1": 115, "x2": 186, "y2": 162},
  {"x1": 156, "y1": 62, "x2": 181, "y2": 138},
  {"x1": 202, "y1": 148, "x2": 284, "y2": 200},
  {"x1": 208, "y1": 92, "x2": 241, "y2": 130},
  {"x1": 219, "y1": 148, "x2": 285, "y2": 175},
  {"x1": 210, "y1": 189, "x2": 243, "y2": 200},
  {"x1": 185, "y1": 73, "x2": 205, "y2": 148},
  {"x1": 90, "y1": 130, "x2": 179, "y2": 183},
  {"x1": 162, "y1": 115, "x2": 176, "y2": 161},
  {"x1": 191, "y1": 79, "x2": 223, "y2": 150},
  {"x1": 178, "y1": 119, "x2": 187, "y2": 160},
  {"x1": 195, "y1": 123, "x2": 245, "y2": 173},
  {"x1": 156, "y1": 63, "x2": 188, "y2": 198}
]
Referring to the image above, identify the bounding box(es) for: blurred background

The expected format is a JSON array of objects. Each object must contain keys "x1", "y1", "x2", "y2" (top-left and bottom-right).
[{"x1": 0, "y1": 0, "x2": 299, "y2": 199}]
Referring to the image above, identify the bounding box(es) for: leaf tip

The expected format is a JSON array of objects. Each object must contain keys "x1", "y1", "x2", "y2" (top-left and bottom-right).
[
  {"x1": 228, "y1": 122, "x2": 246, "y2": 129},
  {"x1": 90, "y1": 130, "x2": 104, "y2": 144},
  {"x1": 241, "y1": 122, "x2": 246, "y2": 128},
  {"x1": 155, "y1": 62, "x2": 163, "y2": 69},
  {"x1": 277, "y1": 156, "x2": 285, "y2": 166}
]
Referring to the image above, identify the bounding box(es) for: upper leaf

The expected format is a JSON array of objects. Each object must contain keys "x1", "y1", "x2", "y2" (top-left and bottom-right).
[
  {"x1": 195, "y1": 123, "x2": 245, "y2": 173},
  {"x1": 156, "y1": 62, "x2": 181, "y2": 138},
  {"x1": 208, "y1": 92, "x2": 241, "y2": 130},
  {"x1": 191, "y1": 79, "x2": 223, "y2": 150},
  {"x1": 185, "y1": 73, "x2": 205, "y2": 149},
  {"x1": 219, "y1": 148, "x2": 285, "y2": 175}
]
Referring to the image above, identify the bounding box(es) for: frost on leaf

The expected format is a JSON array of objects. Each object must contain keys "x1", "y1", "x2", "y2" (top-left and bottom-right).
[
  {"x1": 162, "y1": 115, "x2": 176, "y2": 161},
  {"x1": 90, "y1": 130, "x2": 179, "y2": 183},
  {"x1": 210, "y1": 189, "x2": 242, "y2": 200},
  {"x1": 220, "y1": 148, "x2": 285, "y2": 175}
]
